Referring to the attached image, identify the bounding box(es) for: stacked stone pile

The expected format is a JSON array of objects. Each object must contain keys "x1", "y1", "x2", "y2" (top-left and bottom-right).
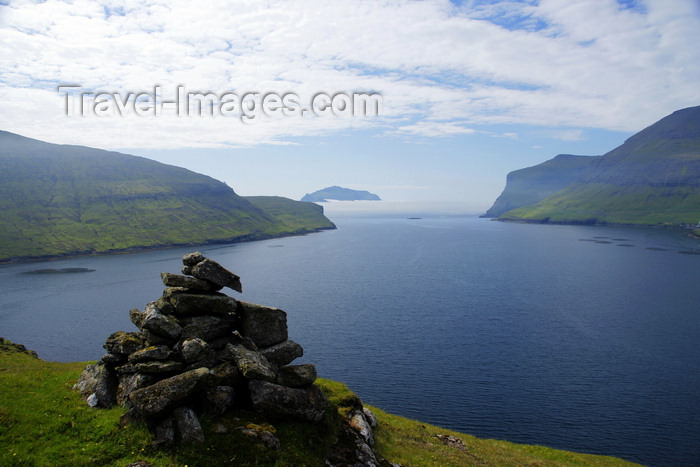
[{"x1": 74, "y1": 252, "x2": 330, "y2": 446}]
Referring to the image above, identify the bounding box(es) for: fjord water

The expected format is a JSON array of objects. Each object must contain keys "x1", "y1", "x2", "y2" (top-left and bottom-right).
[{"x1": 1, "y1": 217, "x2": 698, "y2": 466}]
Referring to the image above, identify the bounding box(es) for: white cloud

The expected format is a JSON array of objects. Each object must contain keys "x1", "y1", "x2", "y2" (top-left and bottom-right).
[{"x1": 0, "y1": 0, "x2": 698, "y2": 149}]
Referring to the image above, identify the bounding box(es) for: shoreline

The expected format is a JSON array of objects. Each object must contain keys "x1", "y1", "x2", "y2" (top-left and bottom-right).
[
  {"x1": 0, "y1": 225, "x2": 336, "y2": 265},
  {"x1": 488, "y1": 216, "x2": 700, "y2": 238}
]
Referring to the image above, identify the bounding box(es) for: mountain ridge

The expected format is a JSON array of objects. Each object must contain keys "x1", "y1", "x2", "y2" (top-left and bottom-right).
[
  {"x1": 0, "y1": 130, "x2": 335, "y2": 262},
  {"x1": 486, "y1": 105, "x2": 700, "y2": 227}
]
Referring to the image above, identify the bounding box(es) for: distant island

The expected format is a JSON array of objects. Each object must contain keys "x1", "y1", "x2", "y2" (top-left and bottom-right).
[
  {"x1": 0, "y1": 131, "x2": 336, "y2": 262},
  {"x1": 301, "y1": 186, "x2": 381, "y2": 202},
  {"x1": 482, "y1": 105, "x2": 700, "y2": 229}
]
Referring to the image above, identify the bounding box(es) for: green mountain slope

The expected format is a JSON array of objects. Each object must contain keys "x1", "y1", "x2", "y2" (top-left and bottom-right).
[
  {"x1": 482, "y1": 154, "x2": 600, "y2": 218},
  {"x1": 497, "y1": 105, "x2": 700, "y2": 226},
  {"x1": 245, "y1": 196, "x2": 336, "y2": 233},
  {"x1": 0, "y1": 131, "x2": 335, "y2": 261}
]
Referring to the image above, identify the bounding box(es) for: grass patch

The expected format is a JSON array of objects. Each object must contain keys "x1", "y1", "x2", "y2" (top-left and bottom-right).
[{"x1": 0, "y1": 340, "x2": 641, "y2": 466}]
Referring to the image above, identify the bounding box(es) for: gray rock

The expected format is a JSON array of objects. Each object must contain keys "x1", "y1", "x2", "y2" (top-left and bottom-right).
[
  {"x1": 141, "y1": 329, "x2": 173, "y2": 347},
  {"x1": 189, "y1": 258, "x2": 242, "y2": 293},
  {"x1": 180, "y1": 337, "x2": 209, "y2": 363},
  {"x1": 208, "y1": 362, "x2": 242, "y2": 386},
  {"x1": 259, "y1": 339, "x2": 303, "y2": 366},
  {"x1": 101, "y1": 352, "x2": 127, "y2": 365},
  {"x1": 104, "y1": 331, "x2": 146, "y2": 356},
  {"x1": 163, "y1": 288, "x2": 238, "y2": 317},
  {"x1": 153, "y1": 415, "x2": 176, "y2": 447},
  {"x1": 237, "y1": 301, "x2": 288, "y2": 348},
  {"x1": 160, "y1": 272, "x2": 221, "y2": 292},
  {"x1": 73, "y1": 362, "x2": 117, "y2": 408},
  {"x1": 128, "y1": 367, "x2": 209, "y2": 417},
  {"x1": 141, "y1": 302, "x2": 182, "y2": 340},
  {"x1": 326, "y1": 422, "x2": 379, "y2": 467},
  {"x1": 118, "y1": 360, "x2": 184, "y2": 375},
  {"x1": 129, "y1": 308, "x2": 146, "y2": 329},
  {"x1": 182, "y1": 251, "x2": 204, "y2": 267},
  {"x1": 276, "y1": 364, "x2": 317, "y2": 388},
  {"x1": 349, "y1": 410, "x2": 375, "y2": 446},
  {"x1": 174, "y1": 406, "x2": 205, "y2": 443},
  {"x1": 226, "y1": 344, "x2": 277, "y2": 382},
  {"x1": 228, "y1": 331, "x2": 258, "y2": 351},
  {"x1": 248, "y1": 380, "x2": 329, "y2": 422},
  {"x1": 363, "y1": 407, "x2": 378, "y2": 428},
  {"x1": 128, "y1": 345, "x2": 171, "y2": 363},
  {"x1": 179, "y1": 314, "x2": 237, "y2": 341},
  {"x1": 117, "y1": 372, "x2": 157, "y2": 407},
  {"x1": 153, "y1": 297, "x2": 175, "y2": 315}
]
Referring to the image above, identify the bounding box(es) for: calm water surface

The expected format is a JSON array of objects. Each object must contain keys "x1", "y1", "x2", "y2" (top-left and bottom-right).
[{"x1": 1, "y1": 216, "x2": 698, "y2": 466}]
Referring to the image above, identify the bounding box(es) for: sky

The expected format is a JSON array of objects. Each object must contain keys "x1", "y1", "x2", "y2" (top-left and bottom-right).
[{"x1": 1, "y1": 0, "x2": 699, "y2": 215}]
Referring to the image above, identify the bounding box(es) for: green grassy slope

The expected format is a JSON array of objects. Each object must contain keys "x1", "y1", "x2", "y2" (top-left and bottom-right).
[
  {"x1": 482, "y1": 154, "x2": 599, "y2": 218},
  {"x1": 0, "y1": 339, "x2": 640, "y2": 466},
  {"x1": 0, "y1": 131, "x2": 335, "y2": 261},
  {"x1": 498, "y1": 105, "x2": 700, "y2": 226},
  {"x1": 245, "y1": 196, "x2": 336, "y2": 234}
]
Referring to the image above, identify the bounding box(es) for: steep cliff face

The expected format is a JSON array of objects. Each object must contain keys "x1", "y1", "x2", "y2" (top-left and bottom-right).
[
  {"x1": 0, "y1": 131, "x2": 335, "y2": 261},
  {"x1": 482, "y1": 154, "x2": 599, "y2": 218},
  {"x1": 488, "y1": 105, "x2": 700, "y2": 226}
]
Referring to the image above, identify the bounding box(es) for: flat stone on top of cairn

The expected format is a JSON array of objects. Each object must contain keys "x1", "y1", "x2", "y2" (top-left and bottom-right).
[{"x1": 181, "y1": 252, "x2": 243, "y2": 293}]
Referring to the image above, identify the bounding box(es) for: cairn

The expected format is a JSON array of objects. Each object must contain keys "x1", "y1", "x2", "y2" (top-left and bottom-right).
[{"x1": 74, "y1": 252, "x2": 331, "y2": 446}]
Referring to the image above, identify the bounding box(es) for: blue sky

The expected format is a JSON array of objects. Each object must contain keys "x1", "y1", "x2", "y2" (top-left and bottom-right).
[{"x1": 1, "y1": 0, "x2": 699, "y2": 214}]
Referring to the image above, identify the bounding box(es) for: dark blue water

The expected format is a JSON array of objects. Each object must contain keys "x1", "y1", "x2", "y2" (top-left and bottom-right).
[{"x1": 1, "y1": 216, "x2": 699, "y2": 466}]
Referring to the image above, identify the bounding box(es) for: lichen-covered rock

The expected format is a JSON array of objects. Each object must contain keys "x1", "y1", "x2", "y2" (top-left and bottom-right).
[
  {"x1": 248, "y1": 380, "x2": 329, "y2": 422},
  {"x1": 163, "y1": 288, "x2": 238, "y2": 317},
  {"x1": 189, "y1": 258, "x2": 242, "y2": 293},
  {"x1": 237, "y1": 301, "x2": 288, "y2": 348},
  {"x1": 160, "y1": 272, "x2": 221, "y2": 292},
  {"x1": 128, "y1": 367, "x2": 209, "y2": 417},
  {"x1": 227, "y1": 330, "x2": 258, "y2": 351},
  {"x1": 74, "y1": 362, "x2": 117, "y2": 408},
  {"x1": 141, "y1": 302, "x2": 182, "y2": 341},
  {"x1": 226, "y1": 344, "x2": 277, "y2": 382},
  {"x1": 179, "y1": 314, "x2": 237, "y2": 341},
  {"x1": 104, "y1": 331, "x2": 146, "y2": 356},
  {"x1": 117, "y1": 360, "x2": 184, "y2": 375},
  {"x1": 101, "y1": 352, "x2": 127, "y2": 365},
  {"x1": 208, "y1": 362, "x2": 242, "y2": 386},
  {"x1": 180, "y1": 337, "x2": 209, "y2": 363},
  {"x1": 276, "y1": 364, "x2": 317, "y2": 388},
  {"x1": 117, "y1": 372, "x2": 157, "y2": 406},
  {"x1": 174, "y1": 406, "x2": 205, "y2": 443},
  {"x1": 77, "y1": 251, "x2": 350, "y2": 453},
  {"x1": 259, "y1": 339, "x2": 303, "y2": 366},
  {"x1": 182, "y1": 251, "x2": 204, "y2": 267},
  {"x1": 128, "y1": 345, "x2": 171, "y2": 363},
  {"x1": 129, "y1": 308, "x2": 146, "y2": 329}
]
